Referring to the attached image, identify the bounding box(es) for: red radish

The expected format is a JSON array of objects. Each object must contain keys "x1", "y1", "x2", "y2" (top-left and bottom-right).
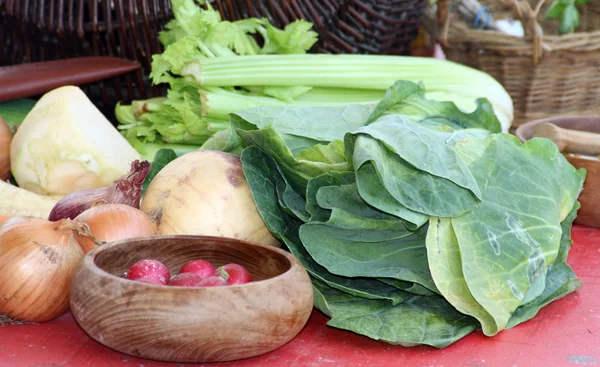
[
  {"x1": 197, "y1": 276, "x2": 228, "y2": 287},
  {"x1": 136, "y1": 278, "x2": 164, "y2": 285},
  {"x1": 215, "y1": 263, "x2": 253, "y2": 285},
  {"x1": 168, "y1": 273, "x2": 205, "y2": 287},
  {"x1": 179, "y1": 260, "x2": 215, "y2": 279},
  {"x1": 126, "y1": 259, "x2": 170, "y2": 285}
]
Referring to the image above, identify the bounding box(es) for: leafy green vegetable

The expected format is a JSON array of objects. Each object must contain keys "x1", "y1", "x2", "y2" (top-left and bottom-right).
[
  {"x1": 442, "y1": 136, "x2": 584, "y2": 334},
  {"x1": 351, "y1": 135, "x2": 478, "y2": 217},
  {"x1": 355, "y1": 116, "x2": 482, "y2": 198},
  {"x1": 354, "y1": 162, "x2": 429, "y2": 229},
  {"x1": 313, "y1": 279, "x2": 478, "y2": 348},
  {"x1": 233, "y1": 104, "x2": 374, "y2": 142},
  {"x1": 506, "y1": 201, "x2": 583, "y2": 328},
  {"x1": 305, "y1": 171, "x2": 356, "y2": 221},
  {"x1": 0, "y1": 99, "x2": 36, "y2": 132},
  {"x1": 240, "y1": 146, "x2": 414, "y2": 305},
  {"x1": 427, "y1": 217, "x2": 498, "y2": 335},
  {"x1": 236, "y1": 126, "x2": 349, "y2": 193},
  {"x1": 378, "y1": 278, "x2": 436, "y2": 296},
  {"x1": 230, "y1": 80, "x2": 585, "y2": 348},
  {"x1": 365, "y1": 80, "x2": 501, "y2": 133},
  {"x1": 300, "y1": 213, "x2": 437, "y2": 292}
]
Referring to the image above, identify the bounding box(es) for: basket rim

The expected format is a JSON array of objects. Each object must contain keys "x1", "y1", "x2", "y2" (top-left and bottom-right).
[
  {"x1": 433, "y1": 0, "x2": 600, "y2": 59},
  {"x1": 444, "y1": 19, "x2": 600, "y2": 54}
]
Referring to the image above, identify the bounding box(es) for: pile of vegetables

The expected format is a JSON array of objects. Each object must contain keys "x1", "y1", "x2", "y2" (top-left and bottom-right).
[
  {"x1": 144, "y1": 80, "x2": 582, "y2": 348},
  {"x1": 0, "y1": 91, "x2": 278, "y2": 323},
  {"x1": 0, "y1": 170, "x2": 158, "y2": 323},
  {"x1": 115, "y1": 0, "x2": 514, "y2": 158},
  {"x1": 0, "y1": 0, "x2": 585, "y2": 349}
]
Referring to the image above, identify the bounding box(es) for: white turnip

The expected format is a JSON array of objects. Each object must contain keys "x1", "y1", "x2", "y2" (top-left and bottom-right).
[{"x1": 140, "y1": 150, "x2": 279, "y2": 247}]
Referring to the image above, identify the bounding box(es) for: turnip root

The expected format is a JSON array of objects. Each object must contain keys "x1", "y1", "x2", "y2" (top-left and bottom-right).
[{"x1": 140, "y1": 150, "x2": 280, "y2": 247}]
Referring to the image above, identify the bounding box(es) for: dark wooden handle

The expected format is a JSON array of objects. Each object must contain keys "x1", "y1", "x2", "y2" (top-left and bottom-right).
[{"x1": 0, "y1": 57, "x2": 140, "y2": 102}]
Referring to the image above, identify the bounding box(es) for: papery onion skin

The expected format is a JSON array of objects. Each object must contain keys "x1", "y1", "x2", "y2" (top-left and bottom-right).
[
  {"x1": 48, "y1": 160, "x2": 150, "y2": 221},
  {"x1": 0, "y1": 217, "x2": 86, "y2": 322},
  {"x1": 74, "y1": 203, "x2": 157, "y2": 253},
  {"x1": 0, "y1": 117, "x2": 12, "y2": 181}
]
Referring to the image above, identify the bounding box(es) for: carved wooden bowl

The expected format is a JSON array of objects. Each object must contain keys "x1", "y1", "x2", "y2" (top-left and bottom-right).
[{"x1": 69, "y1": 235, "x2": 314, "y2": 363}]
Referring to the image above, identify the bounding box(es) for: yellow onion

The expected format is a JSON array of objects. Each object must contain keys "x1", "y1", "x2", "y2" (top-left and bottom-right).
[
  {"x1": 74, "y1": 203, "x2": 157, "y2": 253},
  {"x1": 0, "y1": 117, "x2": 12, "y2": 180},
  {"x1": 0, "y1": 217, "x2": 92, "y2": 322}
]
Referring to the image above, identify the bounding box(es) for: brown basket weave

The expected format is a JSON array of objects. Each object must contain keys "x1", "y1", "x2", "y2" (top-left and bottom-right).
[
  {"x1": 429, "y1": 0, "x2": 600, "y2": 128},
  {"x1": 0, "y1": 0, "x2": 427, "y2": 120}
]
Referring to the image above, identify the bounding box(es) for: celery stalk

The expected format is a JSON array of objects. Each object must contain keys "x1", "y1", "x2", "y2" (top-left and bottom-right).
[
  {"x1": 200, "y1": 88, "x2": 382, "y2": 120},
  {"x1": 182, "y1": 55, "x2": 513, "y2": 118}
]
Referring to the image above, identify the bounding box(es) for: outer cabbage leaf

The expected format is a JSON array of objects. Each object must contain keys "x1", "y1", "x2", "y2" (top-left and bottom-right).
[
  {"x1": 354, "y1": 115, "x2": 482, "y2": 199},
  {"x1": 236, "y1": 126, "x2": 348, "y2": 193},
  {"x1": 451, "y1": 135, "x2": 585, "y2": 334},
  {"x1": 313, "y1": 279, "x2": 478, "y2": 349},
  {"x1": 240, "y1": 146, "x2": 411, "y2": 305},
  {"x1": 366, "y1": 80, "x2": 502, "y2": 133},
  {"x1": 426, "y1": 217, "x2": 498, "y2": 335},
  {"x1": 306, "y1": 171, "x2": 356, "y2": 221},
  {"x1": 299, "y1": 191, "x2": 437, "y2": 292},
  {"x1": 378, "y1": 278, "x2": 435, "y2": 296},
  {"x1": 506, "y1": 201, "x2": 583, "y2": 328},
  {"x1": 354, "y1": 163, "x2": 429, "y2": 229},
  {"x1": 232, "y1": 104, "x2": 373, "y2": 142},
  {"x1": 351, "y1": 135, "x2": 478, "y2": 217}
]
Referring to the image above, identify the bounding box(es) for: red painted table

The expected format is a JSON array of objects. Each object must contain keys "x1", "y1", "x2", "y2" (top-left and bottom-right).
[{"x1": 1, "y1": 226, "x2": 599, "y2": 367}]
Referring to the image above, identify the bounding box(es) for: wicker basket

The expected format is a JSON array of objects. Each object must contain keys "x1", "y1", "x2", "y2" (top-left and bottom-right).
[
  {"x1": 428, "y1": 0, "x2": 600, "y2": 128},
  {"x1": 0, "y1": 0, "x2": 427, "y2": 120}
]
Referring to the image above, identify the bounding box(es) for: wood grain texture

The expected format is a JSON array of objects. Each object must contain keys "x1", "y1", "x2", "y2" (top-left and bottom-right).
[
  {"x1": 69, "y1": 235, "x2": 314, "y2": 363},
  {"x1": 515, "y1": 116, "x2": 600, "y2": 228},
  {"x1": 565, "y1": 155, "x2": 600, "y2": 228},
  {"x1": 532, "y1": 123, "x2": 600, "y2": 156}
]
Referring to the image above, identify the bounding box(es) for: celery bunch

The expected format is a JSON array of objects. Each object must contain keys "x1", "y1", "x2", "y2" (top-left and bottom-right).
[
  {"x1": 117, "y1": 0, "x2": 514, "y2": 153},
  {"x1": 116, "y1": 0, "x2": 319, "y2": 152}
]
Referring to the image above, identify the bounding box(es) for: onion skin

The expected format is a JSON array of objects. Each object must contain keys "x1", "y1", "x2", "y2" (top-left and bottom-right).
[
  {"x1": 0, "y1": 117, "x2": 12, "y2": 181},
  {"x1": 0, "y1": 217, "x2": 86, "y2": 322},
  {"x1": 48, "y1": 160, "x2": 150, "y2": 221},
  {"x1": 74, "y1": 204, "x2": 157, "y2": 253}
]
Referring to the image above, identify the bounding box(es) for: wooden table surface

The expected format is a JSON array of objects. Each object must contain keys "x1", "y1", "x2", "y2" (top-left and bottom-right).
[{"x1": 1, "y1": 225, "x2": 598, "y2": 367}]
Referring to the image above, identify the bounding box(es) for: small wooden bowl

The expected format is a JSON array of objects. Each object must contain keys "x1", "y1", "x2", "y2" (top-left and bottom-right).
[
  {"x1": 515, "y1": 116, "x2": 600, "y2": 228},
  {"x1": 69, "y1": 236, "x2": 314, "y2": 363}
]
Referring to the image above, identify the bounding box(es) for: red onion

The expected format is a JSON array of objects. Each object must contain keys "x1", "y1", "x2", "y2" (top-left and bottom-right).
[{"x1": 48, "y1": 160, "x2": 150, "y2": 221}]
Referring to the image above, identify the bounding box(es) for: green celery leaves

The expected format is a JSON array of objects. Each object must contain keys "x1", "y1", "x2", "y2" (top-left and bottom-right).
[{"x1": 115, "y1": 0, "x2": 318, "y2": 149}]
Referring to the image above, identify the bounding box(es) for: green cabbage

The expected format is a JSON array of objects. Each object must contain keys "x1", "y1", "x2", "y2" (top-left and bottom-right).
[{"x1": 233, "y1": 80, "x2": 585, "y2": 348}]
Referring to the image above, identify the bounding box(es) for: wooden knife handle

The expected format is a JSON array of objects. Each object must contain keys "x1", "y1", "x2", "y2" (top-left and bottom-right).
[
  {"x1": 0, "y1": 57, "x2": 140, "y2": 103},
  {"x1": 532, "y1": 122, "x2": 600, "y2": 156}
]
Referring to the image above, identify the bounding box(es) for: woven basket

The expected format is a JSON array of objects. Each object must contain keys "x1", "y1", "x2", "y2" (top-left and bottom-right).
[
  {"x1": 0, "y1": 0, "x2": 427, "y2": 120},
  {"x1": 428, "y1": 0, "x2": 600, "y2": 128}
]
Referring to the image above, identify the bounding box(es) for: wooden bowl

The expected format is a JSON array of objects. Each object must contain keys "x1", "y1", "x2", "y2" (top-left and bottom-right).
[
  {"x1": 69, "y1": 235, "x2": 314, "y2": 363},
  {"x1": 515, "y1": 116, "x2": 600, "y2": 228}
]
